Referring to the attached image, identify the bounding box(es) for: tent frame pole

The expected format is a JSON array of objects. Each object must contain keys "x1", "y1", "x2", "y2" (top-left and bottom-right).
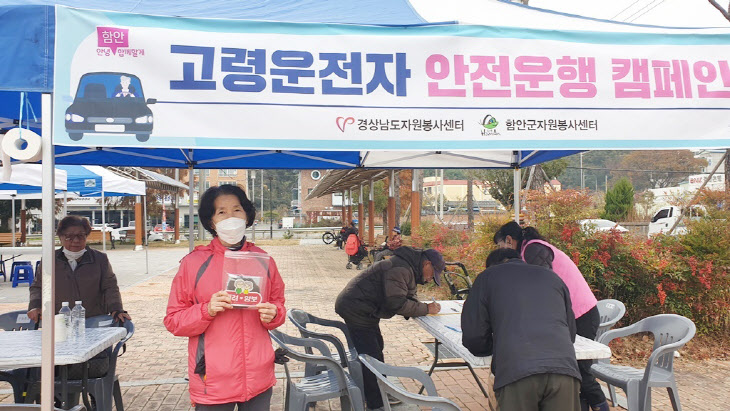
[
  {"x1": 188, "y1": 158, "x2": 195, "y2": 253},
  {"x1": 513, "y1": 151, "x2": 521, "y2": 224},
  {"x1": 11, "y1": 195, "x2": 15, "y2": 247},
  {"x1": 101, "y1": 189, "x2": 106, "y2": 252},
  {"x1": 143, "y1": 195, "x2": 148, "y2": 274},
  {"x1": 41, "y1": 92, "x2": 56, "y2": 411}
]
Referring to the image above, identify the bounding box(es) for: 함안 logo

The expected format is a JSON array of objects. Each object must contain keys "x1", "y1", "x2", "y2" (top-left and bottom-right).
[{"x1": 480, "y1": 115, "x2": 499, "y2": 130}]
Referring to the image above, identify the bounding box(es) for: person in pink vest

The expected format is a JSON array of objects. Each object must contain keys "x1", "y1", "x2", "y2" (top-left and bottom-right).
[
  {"x1": 165, "y1": 185, "x2": 286, "y2": 411},
  {"x1": 494, "y1": 221, "x2": 608, "y2": 411}
]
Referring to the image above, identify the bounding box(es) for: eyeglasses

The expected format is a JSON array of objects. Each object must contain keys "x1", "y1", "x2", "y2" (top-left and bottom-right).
[{"x1": 63, "y1": 234, "x2": 87, "y2": 242}]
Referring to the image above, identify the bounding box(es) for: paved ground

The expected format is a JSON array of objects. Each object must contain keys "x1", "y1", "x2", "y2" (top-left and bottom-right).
[{"x1": 0, "y1": 242, "x2": 727, "y2": 410}]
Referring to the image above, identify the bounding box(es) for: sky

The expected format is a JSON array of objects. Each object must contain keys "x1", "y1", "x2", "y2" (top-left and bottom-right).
[
  {"x1": 411, "y1": 0, "x2": 730, "y2": 28},
  {"x1": 528, "y1": 0, "x2": 730, "y2": 28}
]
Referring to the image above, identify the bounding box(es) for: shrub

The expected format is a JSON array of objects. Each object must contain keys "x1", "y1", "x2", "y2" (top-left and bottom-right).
[
  {"x1": 601, "y1": 178, "x2": 634, "y2": 221},
  {"x1": 412, "y1": 187, "x2": 730, "y2": 336},
  {"x1": 400, "y1": 221, "x2": 411, "y2": 236}
]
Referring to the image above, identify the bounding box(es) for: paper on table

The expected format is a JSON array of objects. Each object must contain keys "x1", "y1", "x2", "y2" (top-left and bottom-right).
[{"x1": 426, "y1": 300, "x2": 463, "y2": 315}]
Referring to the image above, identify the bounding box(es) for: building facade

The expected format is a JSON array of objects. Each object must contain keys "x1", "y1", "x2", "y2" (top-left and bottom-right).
[{"x1": 299, "y1": 170, "x2": 345, "y2": 223}]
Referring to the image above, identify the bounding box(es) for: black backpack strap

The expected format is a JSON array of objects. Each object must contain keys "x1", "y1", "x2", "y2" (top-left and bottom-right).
[
  {"x1": 192, "y1": 254, "x2": 214, "y2": 381},
  {"x1": 193, "y1": 255, "x2": 214, "y2": 304}
]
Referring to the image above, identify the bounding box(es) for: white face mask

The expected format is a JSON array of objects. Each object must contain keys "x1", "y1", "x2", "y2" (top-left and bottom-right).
[
  {"x1": 63, "y1": 248, "x2": 87, "y2": 261},
  {"x1": 215, "y1": 217, "x2": 247, "y2": 245}
]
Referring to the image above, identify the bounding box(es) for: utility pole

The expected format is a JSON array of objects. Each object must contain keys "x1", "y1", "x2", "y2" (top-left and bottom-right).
[{"x1": 580, "y1": 152, "x2": 584, "y2": 190}]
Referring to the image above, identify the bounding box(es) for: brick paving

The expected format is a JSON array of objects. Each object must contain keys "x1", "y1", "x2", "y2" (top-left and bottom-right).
[{"x1": 0, "y1": 243, "x2": 727, "y2": 410}]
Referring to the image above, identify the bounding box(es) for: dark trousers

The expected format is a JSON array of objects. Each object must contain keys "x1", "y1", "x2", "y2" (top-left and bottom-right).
[
  {"x1": 496, "y1": 373, "x2": 580, "y2": 411},
  {"x1": 575, "y1": 305, "x2": 606, "y2": 406},
  {"x1": 346, "y1": 323, "x2": 385, "y2": 409},
  {"x1": 195, "y1": 388, "x2": 272, "y2": 411}
]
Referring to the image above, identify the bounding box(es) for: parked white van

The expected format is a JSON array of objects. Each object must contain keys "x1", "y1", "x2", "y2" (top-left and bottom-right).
[{"x1": 648, "y1": 206, "x2": 705, "y2": 237}]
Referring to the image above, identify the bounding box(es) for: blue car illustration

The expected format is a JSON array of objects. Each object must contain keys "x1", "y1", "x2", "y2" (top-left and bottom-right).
[{"x1": 65, "y1": 72, "x2": 156, "y2": 142}]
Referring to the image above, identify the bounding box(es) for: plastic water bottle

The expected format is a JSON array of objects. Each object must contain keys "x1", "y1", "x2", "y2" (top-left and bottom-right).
[
  {"x1": 59, "y1": 302, "x2": 72, "y2": 338},
  {"x1": 71, "y1": 301, "x2": 86, "y2": 340}
]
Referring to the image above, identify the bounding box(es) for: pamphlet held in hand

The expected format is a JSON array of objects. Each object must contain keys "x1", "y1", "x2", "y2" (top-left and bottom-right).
[{"x1": 223, "y1": 251, "x2": 271, "y2": 309}]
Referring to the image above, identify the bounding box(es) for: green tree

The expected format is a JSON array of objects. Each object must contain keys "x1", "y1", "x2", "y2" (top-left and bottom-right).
[
  {"x1": 602, "y1": 178, "x2": 634, "y2": 221},
  {"x1": 613, "y1": 150, "x2": 706, "y2": 190},
  {"x1": 475, "y1": 169, "x2": 514, "y2": 209},
  {"x1": 0, "y1": 199, "x2": 41, "y2": 232}
]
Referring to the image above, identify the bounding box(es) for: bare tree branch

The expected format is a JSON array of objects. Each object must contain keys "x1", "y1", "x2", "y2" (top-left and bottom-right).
[{"x1": 708, "y1": 0, "x2": 730, "y2": 21}]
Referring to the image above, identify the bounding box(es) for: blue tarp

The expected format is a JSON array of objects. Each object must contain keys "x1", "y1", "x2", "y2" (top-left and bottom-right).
[{"x1": 0, "y1": 1, "x2": 427, "y2": 92}]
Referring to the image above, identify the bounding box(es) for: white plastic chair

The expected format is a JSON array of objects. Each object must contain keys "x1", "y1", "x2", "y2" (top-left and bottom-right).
[
  {"x1": 596, "y1": 299, "x2": 626, "y2": 340},
  {"x1": 270, "y1": 330, "x2": 364, "y2": 411},
  {"x1": 359, "y1": 354, "x2": 461, "y2": 411},
  {"x1": 287, "y1": 309, "x2": 364, "y2": 393},
  {"x1": 591, "y1": 314, "x2": 695, "y2": 411}
]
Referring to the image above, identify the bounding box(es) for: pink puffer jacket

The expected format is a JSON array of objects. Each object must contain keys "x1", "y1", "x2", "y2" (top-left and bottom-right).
[{"x1": 164, "y1": 238, "x2": 286, "y2": 405}]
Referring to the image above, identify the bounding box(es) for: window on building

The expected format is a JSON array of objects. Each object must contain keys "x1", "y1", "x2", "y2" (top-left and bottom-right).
[
  {"x1": 220, "y1": 169, "x2": 238, "y2": 177},
  {"x1": 311, "y1": 170, "x2": 321, "y2": 180},
  {"x1": 308, "y1": 188, "x2": 313, "y2": 196}
]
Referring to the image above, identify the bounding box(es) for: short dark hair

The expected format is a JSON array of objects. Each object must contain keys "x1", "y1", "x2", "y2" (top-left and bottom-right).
[
  {"x1": 485, "y1": 248, "x2": 521, "y2": 267},
  {"x1": 493, "y1": 222, "x2": 544, "y2": 249},
  {"x1": 56, "y1": 215, "x2": 92, "y2": 237},
  {"x1": 199, "y1": 184, "x2": 256, "y2": 237}
]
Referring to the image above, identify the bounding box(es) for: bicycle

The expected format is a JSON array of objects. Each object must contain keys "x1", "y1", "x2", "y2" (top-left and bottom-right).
[{"x1": 321, "y1": 229, "x2": 339, "y2": 245}]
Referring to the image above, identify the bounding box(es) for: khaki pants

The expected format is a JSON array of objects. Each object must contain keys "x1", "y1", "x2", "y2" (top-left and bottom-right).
[{"x1": 495, "y1": 374, "x2": 580, "y2": 411}]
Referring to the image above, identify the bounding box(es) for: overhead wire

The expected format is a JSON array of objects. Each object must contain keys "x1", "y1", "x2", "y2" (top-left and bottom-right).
[{"x1": 627, "y1": 0, "x2": 666, "y2": 22}]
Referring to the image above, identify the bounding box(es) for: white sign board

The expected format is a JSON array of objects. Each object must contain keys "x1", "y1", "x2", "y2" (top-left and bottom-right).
[{"x1": 54, "y1": 6, "x2": 730, "y2": 150}]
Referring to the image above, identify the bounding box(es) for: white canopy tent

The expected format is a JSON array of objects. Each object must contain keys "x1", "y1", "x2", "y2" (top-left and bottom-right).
[{"x1": 0, "y1": 0, "x2": 729, "y2": 409}]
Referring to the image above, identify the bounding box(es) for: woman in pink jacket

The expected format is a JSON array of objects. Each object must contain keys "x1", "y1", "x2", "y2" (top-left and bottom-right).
[
  {"x1": 494, "y1": 221, "x2": 608, "y2": 411},
  {"x1": 165, "y1": 185, "x2": 286, "y2": 411}
]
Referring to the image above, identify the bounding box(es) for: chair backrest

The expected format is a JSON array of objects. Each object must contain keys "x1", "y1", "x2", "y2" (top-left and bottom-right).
[
  {"x1": 359, "y1": 354, "x2": 461, "y2": 411},
  {"x1": 0, "y1": 310, "x2": 37, "y2": 331},
  {"x1": 269, "y1": 330, "x2": 344, "y2": 387},
  {"x1": 595, "y1": 299, "x2": 626, "y2": 339},
  {"x1": 288, "y1": 309, "x2": 314, "y2": 331},
  {"x1": 270, "y1": 329, "x2": 332, "y2": 359},
  {"x1": 635, "y1": 314, "x2": 696, "y2": 373},
  {"x1": 86, "y1": 314, "x2": 115, "y2": 329}
]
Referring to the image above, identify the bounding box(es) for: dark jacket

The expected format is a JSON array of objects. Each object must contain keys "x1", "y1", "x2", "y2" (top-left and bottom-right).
[
  {"x1": 29, "y1": 247, "x2": 125, "y2": 318},
  {"x1": 523, "y1": 242, "x2": 554, "y2": 269},
  {"x1": 343, "y1": 226, "x2": 359, "y2": 243},
  {"x1": 335, "y1": 246, "x2": 429, "y2": 328},
  {"x1": 461, "y1": 259, "x2": 580, "y2": 390}
]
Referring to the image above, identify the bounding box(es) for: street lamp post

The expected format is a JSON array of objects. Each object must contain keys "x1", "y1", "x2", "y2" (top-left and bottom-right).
[{"x1": 269, "y1": 176, "x2": 274, "y2": 239}]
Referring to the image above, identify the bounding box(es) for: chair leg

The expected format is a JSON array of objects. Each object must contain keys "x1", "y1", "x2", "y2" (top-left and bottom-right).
[
  {"x1": 642, "y1": 387, "x2": 652, "y2": 411},
  {"x1": 340, "y1": 394, "x2": 352, "y2": 411},
  {"x1": 667, "y1": 384, "x2": 682, "y2": 411},
  {"x1": 288, "y1": 392, "x2": 307, "y2": 411},
  {"x1": 113, "y1": 379, "x2": 124, "y2": 411},
  {"x1": 608, "y1": 384, "x2": 618, "y2": 407},
  {"x1": 625, "y1": 383, "x2": 640, "y2": 411}
]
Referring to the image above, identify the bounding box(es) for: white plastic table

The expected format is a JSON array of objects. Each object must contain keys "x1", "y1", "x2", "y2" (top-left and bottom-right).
[
  {"x1": 0, "y1": 327, "x2": 127, "y2": 409},
  {"x1": 414, "y1": 300, "x2": 612, "y2": 397}
]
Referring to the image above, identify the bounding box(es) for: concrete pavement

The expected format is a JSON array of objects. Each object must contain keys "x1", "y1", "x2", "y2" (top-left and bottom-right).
[{"x1": 0, "y1": 243, "x2": 726, "y2": 410}]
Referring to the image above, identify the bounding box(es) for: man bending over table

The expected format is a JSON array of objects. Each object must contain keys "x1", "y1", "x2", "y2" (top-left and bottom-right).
[
  {"x1": 335, "y1": 246, "x2": 445, "y2": 411},
  {"x1": 461, "y1": 248, "x2": 581, "y2": 411}
]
